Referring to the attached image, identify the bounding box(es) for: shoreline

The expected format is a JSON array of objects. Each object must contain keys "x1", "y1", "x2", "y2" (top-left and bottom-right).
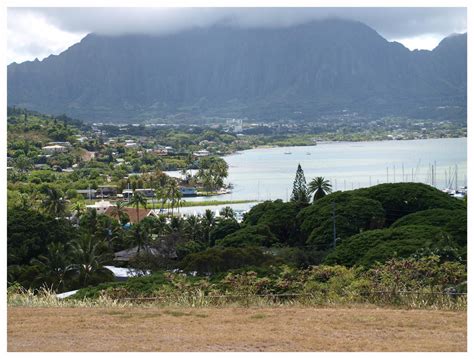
[{"x1": 224, "y1": 135, "x2": 467, "y2": 157}]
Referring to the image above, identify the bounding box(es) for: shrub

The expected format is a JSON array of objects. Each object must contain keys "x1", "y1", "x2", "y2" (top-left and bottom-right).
[
  {"x1": 324, "y1": 225, "x2": 460, "y2": 267},
  {"x1": 216, "y1": 224, "x2": 278, "y2": 248},
  {"x1": 391, "y1": 208, "x2": 467, "y2": 247},
  {"x1": 297, "y1": 191, "x2": 385, "y2": 250},
  {"x1": 209, "y1": 219, "x2": 240, "y2": 244},
  {"x1": 356, "y1": 183, "x2": 465, "y2": 225},
  {"x1": 180, "y1": 247, "x2": 274, "y2": 274},
  {"x1": 243, "y1": 200, "x2": 303, "y2": 245}
]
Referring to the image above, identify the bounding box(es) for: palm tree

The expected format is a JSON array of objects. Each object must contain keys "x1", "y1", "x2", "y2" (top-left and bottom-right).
[
  {"x1": 110, "y1": 201, "x2": 128, "y2": 225},
  {"x1": 129, "y1": 191, "x2": 147, "y2": 224},
  {"x1": 31, "y1": 242, "x2": 74, "y2": 292},
  {"x1": 80, "y1": 208, "x2": 99, "y2": 234},
  {"x1": 166, "y1": 180, "x2": 180, "y2": 216},
  {"x1": 128, "y1": 222, "x2": 150, "y2": 253},
  {"x1": 155, "y1": 186, "x2": 168, "y2": 214},
  {"x1": 184, "y1": 215, "x2": 202, "y2": 242},
  {"x1": 70, "y1": 234, "x2": 113, "y2": 287},
  {"x1": 219, "y1": 206, "x2": 235, "y2": 219},
  {"x1": 129, "y1": 192, "x2": 148, "y2": 253},
  {"x1": 41, "y1": 187, "x2": 67, "y2": 218},
  {"x1": 202, "y1": 209, "x2": 216, "y2": 245},
  {"x1": 308, "y1": 176, "x2": 333, "y2": 201},
  {"x1": 71, "y1": 201, "x2": 86, "y2": 224}
]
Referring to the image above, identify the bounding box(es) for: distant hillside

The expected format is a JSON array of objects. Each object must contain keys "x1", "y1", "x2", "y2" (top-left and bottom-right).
[{"x1": 7, "y1": 19, "x2": 467, "y2": 123}]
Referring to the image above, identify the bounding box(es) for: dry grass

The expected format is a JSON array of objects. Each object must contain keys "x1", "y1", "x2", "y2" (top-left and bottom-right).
[{"x1": 8, "y1": 305, "x2": 466, "y2": 352}]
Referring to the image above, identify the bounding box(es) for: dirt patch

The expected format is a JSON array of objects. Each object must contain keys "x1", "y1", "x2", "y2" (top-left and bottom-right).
[{"x1": 7, "y1": 306, "x2": 466, "y2": 352}]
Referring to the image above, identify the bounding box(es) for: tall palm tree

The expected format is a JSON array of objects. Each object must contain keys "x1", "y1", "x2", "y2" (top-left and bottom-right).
[
  {"x1": 202, "y1": 209, "x2": 216, "y2": 245},
  {"x1": 110, "y1": 201, "x2": 128, "y2": 225},
  {"x1": 219, "y1": 206, "x2": 235, "y2": 219},
  {"x1": 80, "y1": 208, "x2": 99, "y2": 234},
  {"x1": 154, "y1": 186, "x2": 167, "y2": 213},
  {"x1": 70, "y1": 234, "x2": 113, "y2": 287},
  {"x1": 166, "y1": 180, "x2": 179, "y2": 216},
  {"x1": 184, "y1": 215, "x2": 203, "y2": 242},
  {"x1": 71, "y1": 201, "x2": 86, "y2": 224},
  {"x1": 308, "y1": 176, "x2": 333, "y2": 201},
  {"x1": 41, "y1": 187, "x2": 67, "y2": 218},
  {"x1": 129, "y1": 192, "x2": 148, "y2": 253},
  {"x1": 31, "y1": 242, "x2": 74, "y2": 292},
  {"x1": 129, "y1": 191, "x2": 147, "y2": 224},
  {"x1": 128, "y1": 222, "x2": 150, "y2": 253}
]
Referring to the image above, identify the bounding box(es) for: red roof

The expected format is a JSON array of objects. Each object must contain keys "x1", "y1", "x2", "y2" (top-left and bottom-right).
[{"x1": 105, "y1": 207, "x2": 152, "y2": 224}]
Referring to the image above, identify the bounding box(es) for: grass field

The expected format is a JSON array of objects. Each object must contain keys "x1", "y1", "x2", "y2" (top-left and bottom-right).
[{"x1": 8, "y1": 306, "x2": 466, "y2": 352}]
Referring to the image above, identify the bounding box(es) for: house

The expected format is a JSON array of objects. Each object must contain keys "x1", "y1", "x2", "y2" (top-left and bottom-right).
[
  {"x1": 97, "y1": 185, "x2": 118, "y2": 198},
  {"x1": 193, "y1": 149, "x2": 210, "y2": 157},
  {"x1": 164, "y1": 146, "x2": 175, "y2": 155},
  {"x1": 180, "y1": 186, "x2": 197, "y2": 197},
  {"x1": 42, "y1": 145, "x2": 68, "y2": 154},
  {"x1": 122, "y1": 188, "x2": 155, "y2": 199},
  {"x1": 114, "y1": 246, "x2": 160, "y2": 262},
  {"x1": 77, "y1": 189, "x2": 97, "y2": 199},
  {"x1": 153, "y1": 148, "x2": 168, "y2": 156},
  {"x1": 86, "y1": 200, "x2": 113, "y2": 214},
  {"x1": 47, "y1": 141, "x2": 71, "y2": 147},
  {"x1": 104, "y1": 206, "x2": 157, "y2": 224}
]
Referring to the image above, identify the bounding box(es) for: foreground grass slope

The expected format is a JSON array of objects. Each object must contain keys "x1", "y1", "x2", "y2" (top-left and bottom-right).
[{"x1": 8, "y1": 306, "x2": 466, "y2": 351}]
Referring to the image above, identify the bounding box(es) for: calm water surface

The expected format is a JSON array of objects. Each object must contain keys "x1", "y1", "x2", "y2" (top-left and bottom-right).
[{"x1": 169, "y1": 138, "x2": 467, "y2": 213}]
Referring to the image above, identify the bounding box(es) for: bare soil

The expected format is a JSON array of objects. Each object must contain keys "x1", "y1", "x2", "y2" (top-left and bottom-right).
[{"x1": 8, "y1": 306, "x2": 466, "y2": 352}]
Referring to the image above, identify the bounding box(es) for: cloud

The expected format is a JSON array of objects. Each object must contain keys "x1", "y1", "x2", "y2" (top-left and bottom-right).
[
  {"x1": 7, "y1": 7, "x2": 467, "y2": 63},
  {"x1": 7, "y1": 10, "x2": 86, "y2": 64}
]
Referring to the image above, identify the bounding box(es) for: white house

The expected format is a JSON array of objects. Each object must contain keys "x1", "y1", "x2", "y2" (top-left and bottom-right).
[
  {"x1": 86, "y1": 200, "x2": 113, "y2": 214},
  {"x1": 193, "y1": 149, "x2": 210, "y2": 157},
  {"x1": 42, "y1": 145, "x2": 67, "y2": 154}
]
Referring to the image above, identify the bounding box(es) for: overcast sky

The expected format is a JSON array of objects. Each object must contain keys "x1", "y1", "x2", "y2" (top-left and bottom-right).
[{"x1": 7, "y1": 7, "x2": 467, "y2": 64}]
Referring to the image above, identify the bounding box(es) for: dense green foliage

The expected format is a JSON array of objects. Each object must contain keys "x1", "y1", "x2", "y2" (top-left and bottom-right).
[
  {"x1": 180, "y1": 247, "x2": 274, "y2": 275},
  {"x1": 324, "y1": 225, "x2": 461, "y2": 267},
  {"x1": 297, "y1": 192, "x2": 385, "y2": 250},
  {"x1": 357, "y1": 183, "x2": 466, "y2": 225},
  {"x1": 70, "y1": 256, "x2": 466, "y2": 309},
  {"x1": 8, "y1": 208, "x2": 77, "y2": 266},
  {"x1": 391, "y1": 209, "x2": 467, "y2": 247},
  {"x1": 216, "y1": 225, "x2": 278, "y2": 248},
  {"x1": 242, "y1": 200, "x2": 303, "y2": 245}
]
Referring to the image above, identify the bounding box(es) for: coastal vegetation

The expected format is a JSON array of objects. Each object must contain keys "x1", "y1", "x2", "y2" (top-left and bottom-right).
[{"x1": 7, "y1": 108, "x2": 467, "y2": 311}]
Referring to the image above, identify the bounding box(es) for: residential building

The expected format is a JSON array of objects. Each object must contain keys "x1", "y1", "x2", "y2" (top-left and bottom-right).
[
  {"x1": 42, "y1": 145, "x2": 68, "y2": 154},
  {"x1": 86, "y1": 200, "x2": 113, "y2": 214}
]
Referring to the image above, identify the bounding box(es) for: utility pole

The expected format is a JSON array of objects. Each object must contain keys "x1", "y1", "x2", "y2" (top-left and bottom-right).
[{"x1": 332, "y1": 201, "x2": 337, "y2": 249}]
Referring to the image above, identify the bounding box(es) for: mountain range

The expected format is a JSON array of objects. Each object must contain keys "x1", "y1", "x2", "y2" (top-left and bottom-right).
[{"x1": 7, "y1": 19, "x2": 467, "y2": 123}]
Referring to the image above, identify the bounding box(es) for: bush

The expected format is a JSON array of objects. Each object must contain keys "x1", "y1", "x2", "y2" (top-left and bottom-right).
[
  {"x1": 8, "y1": 207, "x2": 78, "y2": 266},
  {"x1": 209, "y1": 219, "x2": 240, "y2": 245},
  {"x1": 391, "y1": 208, "x2": 467, "y2": 247},
  {"x1": 243, "y1": 200, "x2": 303, "y2": 245},
  {"x1": 356, "y1": 183, "x2": 465, "y2": 225},
  {"x1": 216, "y1": 224, "x2": 278, "y2": 248},
  {"x1": 180, "y1": 247, "x2": 274, "y2": 274},
  {"x1": 272, "y1": 247, "x2": 328, "y2": 268},
  {"x1": 297, "y1": 191, "x2": 385, "y2": 250},
  {"x1": 324, "y1": 225, "x2": 460, "y2": 267}
]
